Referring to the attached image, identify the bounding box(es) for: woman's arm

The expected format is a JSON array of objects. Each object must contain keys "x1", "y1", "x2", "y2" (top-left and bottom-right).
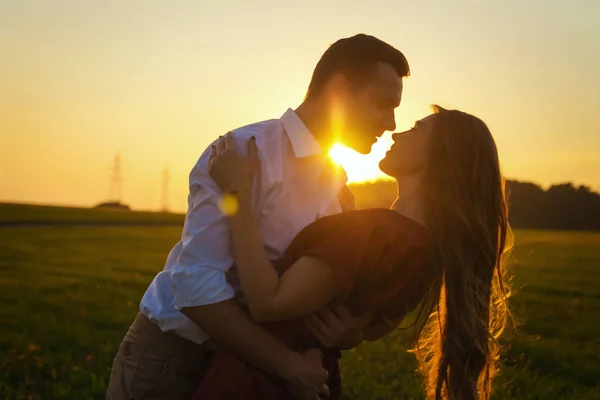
[
  {"x1": 229, "y1": 191, "x2": 342, "y2": 322},
  {"x1": 207, "y1": 132, "x2": 343, "y2": 322}
]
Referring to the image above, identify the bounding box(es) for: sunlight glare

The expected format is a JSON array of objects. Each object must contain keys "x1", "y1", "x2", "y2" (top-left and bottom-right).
[{"x1": 328, "y1": 136, "x2": 394, "y2": 183}]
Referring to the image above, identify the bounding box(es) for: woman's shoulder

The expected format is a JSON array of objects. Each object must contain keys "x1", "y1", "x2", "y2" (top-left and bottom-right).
[
  {"x1": 283, "y1": 208, "x2": 430, "y2": 298},
  {"x1": 312, "y1": 208, "x2": 426, "y2": 235},
  {"x1": 292, "y1": 208, "x2": 429, "y2": 250}
]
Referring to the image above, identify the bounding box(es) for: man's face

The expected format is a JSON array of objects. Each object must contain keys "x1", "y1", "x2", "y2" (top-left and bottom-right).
[{"x1": 341, "y1": 62, "x2": 403, "y2": 154}]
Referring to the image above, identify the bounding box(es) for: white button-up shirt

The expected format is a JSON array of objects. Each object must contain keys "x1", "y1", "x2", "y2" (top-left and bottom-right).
[{"x1": 140, "y1": 108, "x2": 347, "y2": 345}]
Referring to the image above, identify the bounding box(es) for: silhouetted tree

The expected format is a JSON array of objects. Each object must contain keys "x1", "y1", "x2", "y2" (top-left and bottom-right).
[{"x1": 349, "y1": 180, "x2": 600, "y2": 231}]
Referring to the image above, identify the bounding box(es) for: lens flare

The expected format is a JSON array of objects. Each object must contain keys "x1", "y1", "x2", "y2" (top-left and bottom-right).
[
  {"x1": 219, "y1": 194, "x2": 239, "y2": 216},
  {"x1": 328, "y1": 138, "x2": 394, "y2": 183}
]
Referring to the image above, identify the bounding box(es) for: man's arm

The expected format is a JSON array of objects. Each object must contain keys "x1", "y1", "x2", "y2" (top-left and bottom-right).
[
  {"x1": 181, "y1": 299, "x2": 322, "y2": 382},
  {"x1": 170, "y1": 140, "x2": 326, "y2": 395}
]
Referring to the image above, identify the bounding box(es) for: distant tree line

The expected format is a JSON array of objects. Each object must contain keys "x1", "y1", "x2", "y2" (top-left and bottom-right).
[{"x1": 349, "y1": 180, "x2": 600, "y2": 231}]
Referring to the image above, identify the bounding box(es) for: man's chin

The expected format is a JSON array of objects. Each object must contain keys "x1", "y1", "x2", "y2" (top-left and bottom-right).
[
  {"x1": 354, "y1": 147, "x2": 372, "y2": 155},
  {"x1": 337, "y1": 136, "x2": 373, "y2": 154},
  {"x1": 352, "y1": 141, "x2": 375, "y2": 155}
]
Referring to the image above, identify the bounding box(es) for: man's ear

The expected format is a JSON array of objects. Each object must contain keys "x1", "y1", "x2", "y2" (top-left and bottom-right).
[{"x1": 326, "y1": 73, "x2": 349, "y2": 98}]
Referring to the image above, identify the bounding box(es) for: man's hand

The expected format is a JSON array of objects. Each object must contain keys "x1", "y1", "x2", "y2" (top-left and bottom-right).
[
  {"x1": 181, "y1": 299, "x2": 329, "y2": 397},
  {"x1": 282, "y1": 348, "x2": 330, "y2": 399},
  {"x1": 303, "y1": 301, "x2": 373, "y2": 349}
]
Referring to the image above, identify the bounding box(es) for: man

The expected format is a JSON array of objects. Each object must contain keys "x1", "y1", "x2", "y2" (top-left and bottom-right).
[{"x1": 106, "y1": 33, "x2": 409, "y2": 400}]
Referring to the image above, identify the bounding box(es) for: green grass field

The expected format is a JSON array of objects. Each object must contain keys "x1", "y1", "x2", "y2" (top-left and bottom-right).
[{"x1": 1, "y1": 205, "x2": 599, "y2": 399}]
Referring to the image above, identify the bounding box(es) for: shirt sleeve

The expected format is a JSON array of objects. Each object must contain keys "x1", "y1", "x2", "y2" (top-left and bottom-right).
[{"x1": 170, "y1": 128, "x2": 275, "y2": 309}]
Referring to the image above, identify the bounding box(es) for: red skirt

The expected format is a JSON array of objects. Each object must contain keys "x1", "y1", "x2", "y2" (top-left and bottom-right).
[{"x1": 192, "y1": 347, "x2": 342, "y2": 400}]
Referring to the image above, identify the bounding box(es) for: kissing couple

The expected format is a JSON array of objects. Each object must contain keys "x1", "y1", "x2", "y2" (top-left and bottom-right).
[{"x1": 107, "y1": 33, "x2": 511, "y2": 400}]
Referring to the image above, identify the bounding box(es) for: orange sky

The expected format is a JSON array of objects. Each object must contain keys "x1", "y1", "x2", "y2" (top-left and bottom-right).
[{"x1": 1, "y1": 0, "x2": 599, "y2": 213}]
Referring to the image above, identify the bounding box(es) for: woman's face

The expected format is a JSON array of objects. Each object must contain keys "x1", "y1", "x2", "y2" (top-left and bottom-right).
[{"x1": 379, "y1": 113, "x2": 436, "y2": 178}]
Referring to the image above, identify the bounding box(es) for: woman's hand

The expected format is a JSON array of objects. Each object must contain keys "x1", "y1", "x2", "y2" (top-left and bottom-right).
[{"x1": 208, "y1": 132, "x2": 259, "y2": 194}]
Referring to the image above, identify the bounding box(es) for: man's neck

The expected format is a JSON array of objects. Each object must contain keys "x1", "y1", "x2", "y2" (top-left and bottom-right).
[
  {"x1": 392, "y1": 177, "x2": 427, "y2": 227},
  {"x1": 295, "y1": 100, "x2": 336, "y2": 151}
]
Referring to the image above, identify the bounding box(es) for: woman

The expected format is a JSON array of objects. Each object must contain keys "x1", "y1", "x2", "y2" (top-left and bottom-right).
[{"x1": 194, "y1": 105, "x2": 512, "y2": 400}]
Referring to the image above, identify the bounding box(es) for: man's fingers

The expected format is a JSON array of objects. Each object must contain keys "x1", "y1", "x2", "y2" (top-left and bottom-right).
[
  {"x1": 317, "y1": 307, "x2": 337, "y2": 324},
  {"x1": 319, "y1": 384, "x2": 331, "y2": 399},
  {"x1": 304, "y1": 315, "x2": 334, "y2": 347},
  {"x1": 303, "y1": 316, "x2": 329, "y2": 346},
  {"x1": 303, "y1": 316, "x2": 327, "y2": 344},
  {"x1": 286, "y1": 382, "x2": 316, "y2": 400},
  {"x1": 287, "y1": 385, "x2": 319, "y2": 400},
  {"x1": 318, "y1": 307, "x2": 345, "y2": 334},
  {"x1": 330, "y1": 300, "x2": 352, "y2": 321}
]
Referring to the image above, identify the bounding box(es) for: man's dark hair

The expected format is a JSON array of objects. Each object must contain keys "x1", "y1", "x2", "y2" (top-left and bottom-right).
[{"x1": 305, "y1": 33, "x2": 410, "y2": 100}]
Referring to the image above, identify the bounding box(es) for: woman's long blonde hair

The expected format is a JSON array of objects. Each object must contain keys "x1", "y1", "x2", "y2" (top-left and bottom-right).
[{"x1": 412, "y1": 105, "x2": 512, "y2": 399}]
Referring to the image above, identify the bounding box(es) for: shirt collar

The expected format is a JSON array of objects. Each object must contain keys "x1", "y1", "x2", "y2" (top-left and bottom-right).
[{"x1": 280, "y1": 108, "x2": 322, "y2": 158}]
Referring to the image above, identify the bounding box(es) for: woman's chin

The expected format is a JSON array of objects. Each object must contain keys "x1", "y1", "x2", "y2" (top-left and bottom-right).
[{"x1": 378, "y1": 156, "x2": 395, "y2": 177}]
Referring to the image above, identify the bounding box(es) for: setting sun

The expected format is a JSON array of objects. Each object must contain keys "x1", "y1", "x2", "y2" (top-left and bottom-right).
[{"x1": 328, "y1": 136, "x2": 394, "y2": 183}]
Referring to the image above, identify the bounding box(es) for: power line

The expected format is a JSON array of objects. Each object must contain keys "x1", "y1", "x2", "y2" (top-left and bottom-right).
[
  {"x1": 108, "y1": 153, "x2": 124, "y2": 203},
  {"x1": 161, "y1": 166, "x2": 170, "y2": 212}
]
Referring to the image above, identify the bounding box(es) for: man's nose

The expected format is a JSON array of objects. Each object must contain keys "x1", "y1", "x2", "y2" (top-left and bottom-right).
[{"x1": 382, "y1": 111, "x2": 396, "y2": 132}]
